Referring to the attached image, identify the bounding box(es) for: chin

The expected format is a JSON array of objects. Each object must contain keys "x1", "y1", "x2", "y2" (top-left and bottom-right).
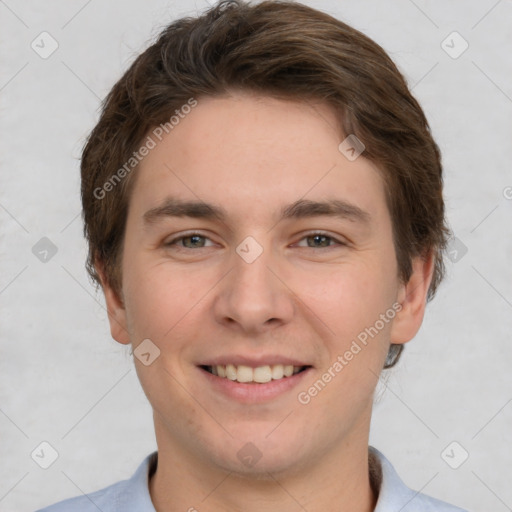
[
  {"x1": 216, "y1": 449, "x2": 307, "y2": 480},
  {"x1": 206, "y1": 428, "x2": 311, "y2": 477}
]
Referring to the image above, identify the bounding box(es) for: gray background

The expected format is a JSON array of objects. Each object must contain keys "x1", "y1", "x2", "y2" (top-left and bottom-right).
[{"x1": 1, "y1": 1, "x2": 511, "y2": 511}]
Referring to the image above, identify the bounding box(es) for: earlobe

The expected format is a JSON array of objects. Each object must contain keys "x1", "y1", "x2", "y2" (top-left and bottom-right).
[
  {"x1": 95, "y1": 259, "x2": 131, "y2": 345},
  {"x1": 390, "y1": 251, "x2": 435, "y2": 345}
]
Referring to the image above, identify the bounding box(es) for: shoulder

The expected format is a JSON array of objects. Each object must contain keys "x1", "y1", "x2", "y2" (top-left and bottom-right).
[
  {"x1": 35, "y1": 478, "x2": 127, "y2": 512},
  {"x1": 370, "y1": 446, "x2": 468, "y2": 512},
  {"x1": 35, "y1": 452, "x2": 158, "y2": 512}
]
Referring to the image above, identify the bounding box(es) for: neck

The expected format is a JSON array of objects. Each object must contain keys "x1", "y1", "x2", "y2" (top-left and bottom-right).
[{"x1": 149, "y1": 419, "x2": 378, "y2": 512}]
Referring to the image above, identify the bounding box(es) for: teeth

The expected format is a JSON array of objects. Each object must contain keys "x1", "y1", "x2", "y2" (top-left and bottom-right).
[
  {"x1": 208, "y1": 364, "x2": 305, "y2": 383},
  {"x1": 225, "y1": 364, "x2": 237, "y2": 381},
  {"x1": 237, "y1": 365, "x2": 253, "y2": 383},
  {"x1": 271, "y1": 364, "x2": 284, "y2": 379},
  {"x1": 253, "y1": 365, "x2": 272, "y2": 383}
]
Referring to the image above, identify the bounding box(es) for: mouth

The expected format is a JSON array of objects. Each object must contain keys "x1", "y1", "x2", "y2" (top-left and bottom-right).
[{"x1": 199, "y1": 364, "x2": 310, "y2": 384}]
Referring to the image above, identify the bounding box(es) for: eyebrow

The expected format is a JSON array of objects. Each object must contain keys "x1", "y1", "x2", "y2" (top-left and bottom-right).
[{"x1": 143, "y1": 197, "x2": 372, "y2": 227}]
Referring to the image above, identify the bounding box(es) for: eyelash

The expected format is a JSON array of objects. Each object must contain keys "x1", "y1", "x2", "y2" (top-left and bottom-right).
[{"x1": 164, "y1": 231, "x2": 346, "y2": 250}]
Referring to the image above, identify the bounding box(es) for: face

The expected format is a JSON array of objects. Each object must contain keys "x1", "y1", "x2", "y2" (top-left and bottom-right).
[{"x1": 101, "y1": 92, "x2": 432, "y2": 477}]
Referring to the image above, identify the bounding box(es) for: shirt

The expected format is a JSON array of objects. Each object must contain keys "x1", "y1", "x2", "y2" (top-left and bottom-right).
[{"x1": 35, "y1": 446, "x2": 468, "y2": 511}]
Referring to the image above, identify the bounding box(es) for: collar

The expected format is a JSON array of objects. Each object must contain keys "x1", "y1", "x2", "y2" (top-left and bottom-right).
[{"x1": 125, "y1": 446, "x2": 463, "y2": 511}]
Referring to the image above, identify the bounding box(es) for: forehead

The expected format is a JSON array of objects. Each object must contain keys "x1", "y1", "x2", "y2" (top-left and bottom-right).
[{"x1": 129, "y1": 93, "x2": 389, "y2": 227}]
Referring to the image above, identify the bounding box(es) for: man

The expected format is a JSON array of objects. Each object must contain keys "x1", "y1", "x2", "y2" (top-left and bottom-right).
[{"x1": 37, "y1": 1, "x2": 466, "y2": 510}]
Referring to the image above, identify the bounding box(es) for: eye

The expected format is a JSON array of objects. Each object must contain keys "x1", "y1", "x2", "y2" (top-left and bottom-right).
[
  {"x1": 164, "y1": 233, "x2": 215, "y2": 249},
  {"x1": 163, "y1": 231, "x2": 346, "y2": 251},
  {"x1": 295, "y1": 232, "x2": 346, "y2": 249}
]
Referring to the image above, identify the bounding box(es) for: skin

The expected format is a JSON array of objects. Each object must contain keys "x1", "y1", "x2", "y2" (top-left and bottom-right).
[{"x1": 98, "y1": 92, "x2": 434, "y2": 512}]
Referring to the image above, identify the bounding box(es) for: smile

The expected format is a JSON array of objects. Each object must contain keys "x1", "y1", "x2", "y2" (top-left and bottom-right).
[{"x1": 201, "y1": 364, "x2": 309, "y2": 383}]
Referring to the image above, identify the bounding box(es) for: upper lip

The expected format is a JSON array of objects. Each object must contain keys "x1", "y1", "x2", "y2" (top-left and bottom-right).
[{"x1": 198, "y1": 355, "x2": 312, "y2": 368}]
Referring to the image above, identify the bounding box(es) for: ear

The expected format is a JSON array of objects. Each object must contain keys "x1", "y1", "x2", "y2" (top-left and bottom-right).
[
  {"x1": 390, "y1": 250, "x2": 435, "y2": 345},
  {"x1": 95, "y1": 258, "x2": 131, "y2": 345}
]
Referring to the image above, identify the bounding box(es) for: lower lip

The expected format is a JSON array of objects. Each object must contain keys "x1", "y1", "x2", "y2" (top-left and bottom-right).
[{"x1": 198, "y1": 366, "x2": 312, "y2": 404}]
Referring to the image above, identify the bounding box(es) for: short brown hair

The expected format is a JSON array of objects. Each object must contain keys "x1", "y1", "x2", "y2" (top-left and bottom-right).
[{"x1": 81, "y1": 0, "x2": 451, "y2": 368}]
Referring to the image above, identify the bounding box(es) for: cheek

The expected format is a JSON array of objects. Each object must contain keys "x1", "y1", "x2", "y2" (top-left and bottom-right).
[
  {"x1": 311, "y1": 261, "x2": 394, "y2": 321},
  {"x1": 301, "y1": 270, "x2": 395, "y2": 410},
  {"x1": 121, "y1": 250, "x2": 205, "y2": 335},
  {"x1": 306, "y1": 261, "x2": 397, "y2": 363}
]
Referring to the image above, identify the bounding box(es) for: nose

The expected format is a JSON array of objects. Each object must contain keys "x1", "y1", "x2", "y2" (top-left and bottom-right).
[{"x1": 212, "y1": 240, "x2": 295, "y2": 336}]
